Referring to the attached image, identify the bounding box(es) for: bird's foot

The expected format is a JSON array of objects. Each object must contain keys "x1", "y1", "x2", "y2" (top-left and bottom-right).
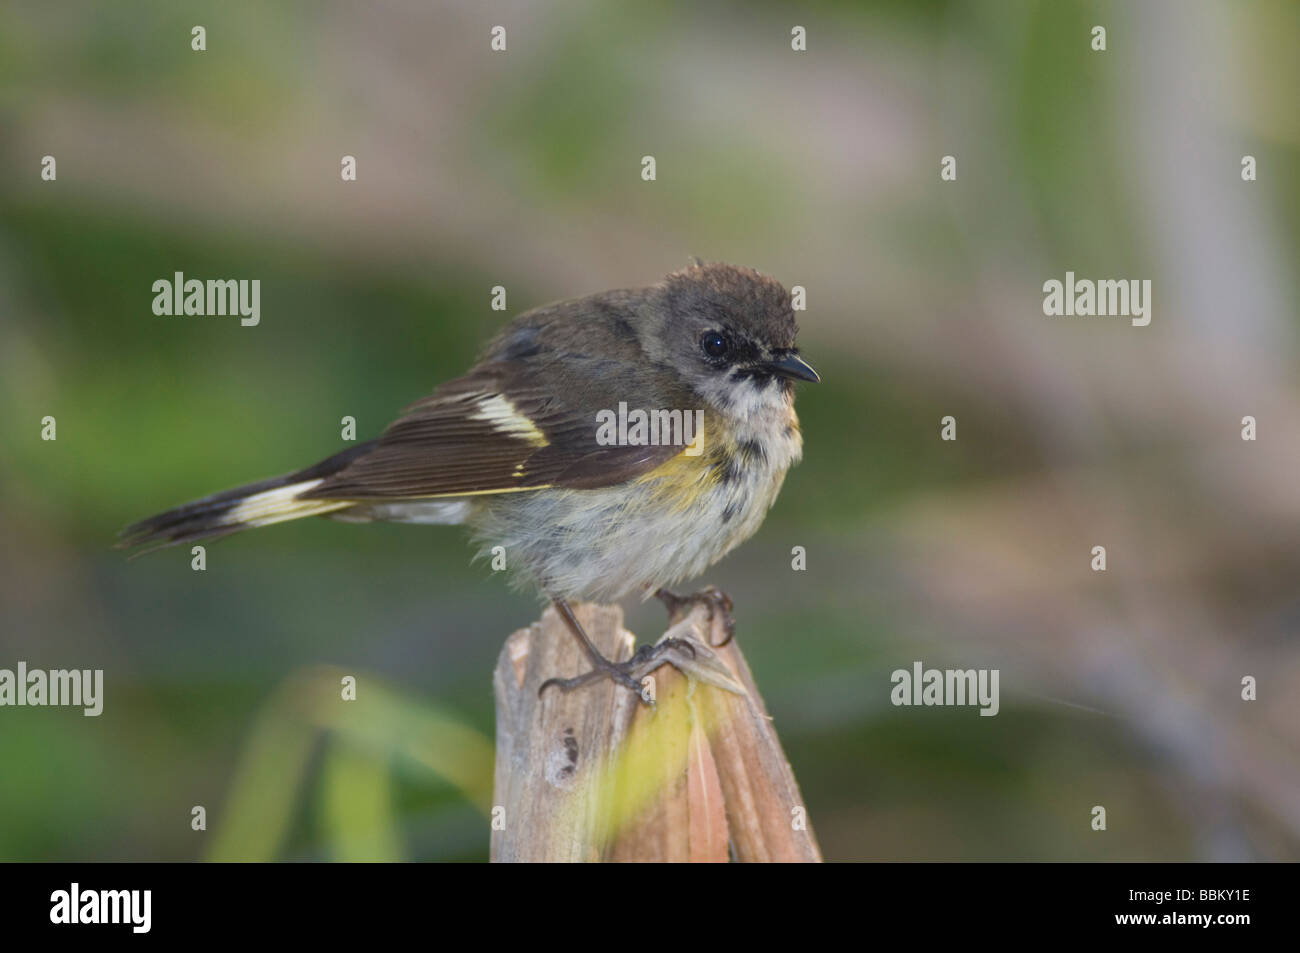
[
  {"x1": 655, "y1": 585, "x2": 735, "y2": 646},
  {"x1": 539, "y1": 638, "x2": 697, "y2": 705}
]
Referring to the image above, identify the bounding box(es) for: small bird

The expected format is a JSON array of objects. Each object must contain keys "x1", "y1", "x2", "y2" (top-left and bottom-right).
[{"x1": 120, "y1": 261, "x2": 818, "y2": 696}]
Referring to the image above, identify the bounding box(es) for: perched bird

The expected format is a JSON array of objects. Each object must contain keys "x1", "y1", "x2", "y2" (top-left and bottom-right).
[{"x1": 120, "y1": 261, "x2": 818, "y2": 696}]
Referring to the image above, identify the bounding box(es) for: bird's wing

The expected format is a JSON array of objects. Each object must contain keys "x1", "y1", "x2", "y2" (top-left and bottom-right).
[{"x1": 301, "y1": 356, "x2": 698, "y2": 500}]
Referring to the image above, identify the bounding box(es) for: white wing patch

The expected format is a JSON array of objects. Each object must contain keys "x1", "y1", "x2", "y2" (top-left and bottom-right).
[{"x1": 470, "y1": 394, "x2": 549, "y2": 447}]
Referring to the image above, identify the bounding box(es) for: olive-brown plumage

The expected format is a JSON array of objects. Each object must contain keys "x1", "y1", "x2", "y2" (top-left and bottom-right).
[{"x1": 121, "y1": 262, "x2": 818, "y2": 694}]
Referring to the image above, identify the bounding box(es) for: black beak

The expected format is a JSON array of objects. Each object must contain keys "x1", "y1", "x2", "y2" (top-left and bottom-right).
[{"x1": 764, "y1": 352, "x2": 820, "y2": 383}]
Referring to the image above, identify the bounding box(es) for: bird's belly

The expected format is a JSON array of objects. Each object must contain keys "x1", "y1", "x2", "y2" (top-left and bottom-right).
[{"x1": 469, "y1": 449, "x2": 791, "y2": 603}]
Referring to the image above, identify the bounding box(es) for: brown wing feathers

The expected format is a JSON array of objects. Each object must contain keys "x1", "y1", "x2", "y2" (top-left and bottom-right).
[
  {"x1": 302, "y1": 361, "x2": 685, "y2": 499},
  {"x1": 119, "y1": 303, "x2": 694, "y2": 550}
]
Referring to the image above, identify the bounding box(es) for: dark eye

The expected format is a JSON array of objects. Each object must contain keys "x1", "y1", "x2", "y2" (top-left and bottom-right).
[{"x1": 700, "y1": 330, "x2": 730, "y2": 360}]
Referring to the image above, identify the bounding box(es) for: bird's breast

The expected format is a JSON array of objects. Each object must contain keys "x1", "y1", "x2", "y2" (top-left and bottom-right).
[{"x1": 469, "y1": 403, "x2": 803, "y2": 602}]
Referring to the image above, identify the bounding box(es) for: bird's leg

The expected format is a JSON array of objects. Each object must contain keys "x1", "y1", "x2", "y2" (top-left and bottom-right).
[
  {"x1": 655, "y1": 585, "x2": 735, "y2": 646},
  {"x1": 539, "y1": 599, "x2": 696, "y2": 703}
]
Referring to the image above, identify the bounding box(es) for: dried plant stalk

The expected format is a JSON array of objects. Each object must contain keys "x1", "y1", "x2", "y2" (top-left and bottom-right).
[{"x1": 491, "y1": 602, "x2": 821, "y2": 863}]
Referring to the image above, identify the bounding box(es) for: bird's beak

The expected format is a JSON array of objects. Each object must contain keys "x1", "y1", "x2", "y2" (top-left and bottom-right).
[{"x1": 765, "y1": 352, "x2": 820, "y2": 383}]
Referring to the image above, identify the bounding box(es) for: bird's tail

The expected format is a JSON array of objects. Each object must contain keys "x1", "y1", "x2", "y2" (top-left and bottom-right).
[{"x1": 117, "y1": 442, "x2": 375, "y2": 554}]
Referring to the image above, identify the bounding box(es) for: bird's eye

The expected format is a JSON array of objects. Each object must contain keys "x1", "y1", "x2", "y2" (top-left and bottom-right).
[{"x1": 700, "y1": 330, "x2": 730, "y2": 360}]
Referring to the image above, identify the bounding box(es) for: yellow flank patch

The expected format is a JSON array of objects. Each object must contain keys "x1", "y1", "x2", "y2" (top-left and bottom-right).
[
  {"x1": 471, "y1": 394, "x2": 549, "y2": 447},
  {"x1": 634, "y1": 445, "x2": 723, "y2": 512}
]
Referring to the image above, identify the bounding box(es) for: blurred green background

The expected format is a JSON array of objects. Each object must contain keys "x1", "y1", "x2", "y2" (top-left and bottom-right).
[{"x1": 2, "y1": 0, "x2": 1298, "y2": 861}]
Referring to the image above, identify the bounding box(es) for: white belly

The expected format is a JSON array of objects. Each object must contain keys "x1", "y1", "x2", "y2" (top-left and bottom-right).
[{"x1": 469, "y1": 406, "x2": 802, "y2": 602}]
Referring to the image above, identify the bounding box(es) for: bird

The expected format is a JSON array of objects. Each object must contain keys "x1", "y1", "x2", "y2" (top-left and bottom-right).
[{"x1": 119, "y1": 261, "x2": 819, "y2": 698}]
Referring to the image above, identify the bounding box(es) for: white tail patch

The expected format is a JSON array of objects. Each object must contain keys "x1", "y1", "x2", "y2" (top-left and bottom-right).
[{"x1": 226, "y1": 479, "x2": 350, "y2": 527}]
